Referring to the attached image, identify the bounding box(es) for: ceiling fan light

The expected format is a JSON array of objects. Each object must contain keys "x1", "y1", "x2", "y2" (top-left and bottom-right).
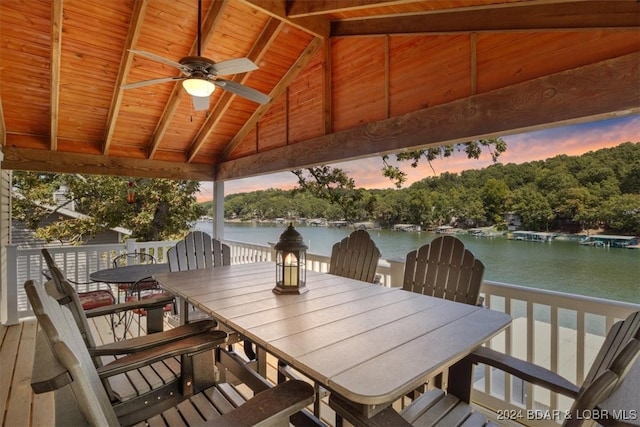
[{"x1": 182, "y1": 78, "x2": 215, "y2": 97}]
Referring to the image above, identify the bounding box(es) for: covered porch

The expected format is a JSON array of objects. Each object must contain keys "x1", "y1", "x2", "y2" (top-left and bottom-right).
[
  {"x1": 0, "y1": 0, "x2": 639, "y2": 425},
  {"x1": 2, "y1": 239, "x2": 637, "y2": 426}
]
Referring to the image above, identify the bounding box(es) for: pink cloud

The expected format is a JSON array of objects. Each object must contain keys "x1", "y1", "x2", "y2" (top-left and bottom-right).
[{"x1": 197, "y1": 114, "x2": 640, "y2": 199}]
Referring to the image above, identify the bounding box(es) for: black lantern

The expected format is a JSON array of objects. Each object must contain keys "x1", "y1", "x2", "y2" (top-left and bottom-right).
[{"x1": 273, "y1": 223, "x2": 308, "y2": 295}]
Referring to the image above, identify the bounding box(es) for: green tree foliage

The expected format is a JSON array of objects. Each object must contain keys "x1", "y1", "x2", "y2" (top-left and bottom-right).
[
  {"x1": 381, "y1": 138, "x2": 507, "y2": 187},
  {"x1": 225, "y1": 142, "x2": 640, "y2": 234},
  {"x1": 12, "y1": 173, "x2": 205, "y2": 243},
  {"x1": 292, "y1": 167, "x2": 368, "y2": 221}
]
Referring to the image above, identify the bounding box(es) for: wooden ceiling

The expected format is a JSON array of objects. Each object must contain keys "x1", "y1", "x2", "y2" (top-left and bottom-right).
[{"x1": 1, "y1": 0, "x2": 638, "y2": 182}]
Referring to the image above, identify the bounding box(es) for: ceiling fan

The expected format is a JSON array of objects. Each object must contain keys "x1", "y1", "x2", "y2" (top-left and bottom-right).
[{"x1": 122, "y1": 0, "x2": 270, "y2": 110}]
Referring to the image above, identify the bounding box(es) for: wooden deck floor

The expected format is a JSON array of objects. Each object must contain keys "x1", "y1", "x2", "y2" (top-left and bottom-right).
[
  {"x1": 1, "y1": 319, "x2": 51, "y2": 427},
  {"x1": 1, "y1": 315, "x2": 511, "y2": 427},
  {"x1": 0, "y1": 313, "x2": 339, "y2": 426}
]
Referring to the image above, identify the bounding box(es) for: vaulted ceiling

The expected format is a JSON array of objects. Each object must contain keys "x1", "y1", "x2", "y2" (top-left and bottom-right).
[{"x1": 1, "y1": 0, "x2": 638, "y2": 182}]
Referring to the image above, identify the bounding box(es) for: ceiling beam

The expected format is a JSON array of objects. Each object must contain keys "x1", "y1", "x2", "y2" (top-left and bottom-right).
[
  {"x1": 148, "y1": 0, "x2": 229, "y2": 159},
  {"x1": 187, "y1": 18, "x2": 284, "y2": 162},
  {"x1": 240, "y1": 0, "x2": 330, "y2": 38},
  {"x1": 1, "y1": 147, "x2": 215, "y2": 181},
  {"x1": 287, "y1": 0, "x2": 418, "y2": 18},
  {"x1": 49, "y1": 0, "x2": 63, "y2": 151},
  {"x1": 332, "y1": 1, "x2": 640, "y2": 36},
  {"x1": 103, "y1": 0, "x2": 148, "y2": 155},
  {"x1": 220, "y1": 36, "x2": 324, "y2": 160},
  {"x1": 216, "y1": 52, "x2": 640, "y2": 181}
]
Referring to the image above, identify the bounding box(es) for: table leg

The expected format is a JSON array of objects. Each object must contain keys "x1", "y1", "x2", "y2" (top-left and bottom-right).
[
  {"x1": 447, "y1": 357, "x2": 474, "y2": 403},
  {"x1": 179, "y1": 297, "x2": 189, "y2": 324},
  {"x1": 146, "y1": 306, "x2": 164, "y2": 334},
  {"x1": 256, "y1": 346, "x2": 267, "y2": 378}
]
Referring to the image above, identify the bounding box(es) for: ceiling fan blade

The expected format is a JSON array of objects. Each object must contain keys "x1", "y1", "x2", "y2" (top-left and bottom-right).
[
  {"x1": 192, "y1": 96, "x2": 210, "y2": 111},
  {"x1": 214, "y1": 79, "x2": 270, "y2": 105},
  {"x1": 129, "y1": 49, "x2": 186, "y2": 71},
  {"x1": 122, "y1": 76, "x2": 184, "y2": 89},
  {"x1": 211, "y1": 58, "x2": 258, "y2": 76}
]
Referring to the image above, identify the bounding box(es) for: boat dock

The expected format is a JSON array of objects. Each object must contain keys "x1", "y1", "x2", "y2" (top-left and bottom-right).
[
  {"x1": 579, "y1": 234, "x2": 638, "y2": 248},
  {"x1": 509, "y1": 231, "x2": 556, "y2": 242},
  {"x1": 393, "y1": 224, "x2": 422, "y2": 232}
]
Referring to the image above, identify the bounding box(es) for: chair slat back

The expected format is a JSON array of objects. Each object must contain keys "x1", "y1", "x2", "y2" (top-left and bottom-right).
[
  {"x1": 168, "y1": 231, "x2": 230, "y2": 272},
  {"x1": 25, "y1": 279, "x2": 119, "y2": 426},
  {"x1": 112, "y1": 252, "x2": 156, "y2": 268},
  {"x1": 566, "y1": 332, "x2": 640, "y2": 427},
  {"x1": 41, "y1": 249, "x2": 98, "y2": 350},
  {"x1": 403, "y1": 235, "x2": 484, "y2": 305},
  {"x1": 329, "y1": 229, "x2": 381, "y2": 283},
  {"x1": 581, "y1": 311, "x2": 640, "y2": 394}
]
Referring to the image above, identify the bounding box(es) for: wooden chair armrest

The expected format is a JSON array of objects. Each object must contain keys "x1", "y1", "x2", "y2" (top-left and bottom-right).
[
  {"x1": 469, "y1": 347, "x2": 580, "y2": 398},
  {"x1": 84, "y1": 295, "x2": 174, "y2": 318},
  {"x1": 218, "y1": 347, "x2": 271, "y2": 393},
  {"x1": 90, "y1": 319, "x2": 217, "y2": 355},
  {"x1": 96, "y1": 330, "x2": 227, "y2": 378},
  {"x1": 207, "y1": 380, "x2": 315, "y2": 427},
  {"x1": 31, "y1": 331, "x2": 73, "y2": 394}
]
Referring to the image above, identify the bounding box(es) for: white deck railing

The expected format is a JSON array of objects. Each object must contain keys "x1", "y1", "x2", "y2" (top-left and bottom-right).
[{"x1": 3, "y1": 239, "x2": 638, "y2": 426}]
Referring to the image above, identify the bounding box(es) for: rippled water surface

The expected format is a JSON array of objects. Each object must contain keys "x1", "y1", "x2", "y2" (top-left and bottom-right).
[{"x1": 197, "y1": 222, "x2": 639, "y2": 304}]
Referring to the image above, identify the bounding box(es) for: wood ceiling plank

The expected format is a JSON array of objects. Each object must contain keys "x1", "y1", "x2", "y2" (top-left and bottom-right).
[
  {"x1": 1, "y1": 146, "x2": 215, "y2": 181},
  {"x1": 147, "y1": 0, "x2": 229, "y2": 159},
  {"x1": 0, "y1": 95, "x2": 5, "y2": 147},
  {"x1": 323, "y1": 37, "x2": 332, "y2": 134},
  {"x1": 220, "y1": 36, "x2": 324, "y2": 160},
  {"x1": 215, "y1": 53, "x2": 640, "y2": 181},
  {"x1": 332, "y1": 1, "x2": 640, "y2": 36},
  {"x1": 103, "y1": 0, "x2": 148, "y2": 155},
  {"x1": 187, "y1": 18, "x2": 284, "y2": 162}
]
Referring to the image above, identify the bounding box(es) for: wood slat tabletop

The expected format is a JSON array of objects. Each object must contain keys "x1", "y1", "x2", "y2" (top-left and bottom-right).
[{"x1": 154, "y1": 262, "x2": 511, "y2": 410}]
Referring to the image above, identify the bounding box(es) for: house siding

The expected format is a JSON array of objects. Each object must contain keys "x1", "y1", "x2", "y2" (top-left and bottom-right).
[{"x1": 1, "y1": 170, "x2": 11, "y2": 323}]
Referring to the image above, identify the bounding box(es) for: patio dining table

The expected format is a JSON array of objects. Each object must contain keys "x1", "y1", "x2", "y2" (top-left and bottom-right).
[
  {"x1": 153, "y1": 262, "x2": 511, "y2": 419},
  {"x1": 89, "y1": 263, "x2": 170, "y2": 284},
  {"x1": 90, "y1": 263, "x2": 171, "y2": 334}
]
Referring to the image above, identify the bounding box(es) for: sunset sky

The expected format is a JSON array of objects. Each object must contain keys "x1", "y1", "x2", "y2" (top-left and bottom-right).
[{"x1": 197, "y1": 114, "x2": 640, "y2": 200}]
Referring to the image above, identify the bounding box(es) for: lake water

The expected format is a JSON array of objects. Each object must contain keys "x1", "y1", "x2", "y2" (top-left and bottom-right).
[{"x1": 197, "y1": 222, "x2": 639, "y2": 304}]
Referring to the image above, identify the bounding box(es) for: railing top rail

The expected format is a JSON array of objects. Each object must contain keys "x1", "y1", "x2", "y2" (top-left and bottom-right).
[{"x1": 481, "y1": 279, "x2": 640, "y2": 314}]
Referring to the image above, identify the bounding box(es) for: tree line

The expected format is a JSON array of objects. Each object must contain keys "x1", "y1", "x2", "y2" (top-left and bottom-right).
[{"x1": 222, "y1": 142, "x2": 640, "y2": 235}]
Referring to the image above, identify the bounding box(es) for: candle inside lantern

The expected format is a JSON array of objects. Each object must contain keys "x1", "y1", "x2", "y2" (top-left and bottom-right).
[{"x1": 283, "y1": 253, "x2": 297, "y2": 286}]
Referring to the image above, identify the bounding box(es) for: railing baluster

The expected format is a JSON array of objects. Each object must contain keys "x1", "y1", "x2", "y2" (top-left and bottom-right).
[
  {"x1": 550, "y1": 305, "x2": 559, "y2": 411},
  {"x1": 504, "y1": 295, "x2": 513, "y2": 405},
  {"x1": 576, "y1": 311, "x2": 586, "y2": 385}
]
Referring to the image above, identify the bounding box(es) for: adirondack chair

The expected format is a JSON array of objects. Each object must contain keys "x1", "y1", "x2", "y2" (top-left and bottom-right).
[
  {"x1": 167, "y1": 231, "x2": 230, "y2": 323},
  {"x1": 42, "y1": 248, "x2": 171, "y2": 339},
  {"x1": 26, "y1": 279, "x2": 315, "y2": 427},
  {"x1": 329, "y1": 229, "x2": 381, "y2": 283},
  {"x1": 38, "y1": 258, "x2": 225, "y2": 404},
  {"x1": 41, "y1": 248, "x2": 116, "y2": 311},
  {"x1": 168, "y1": 230, "x2": 230, "y2": 271},
  {"x1": 403, "y1": 235, "x2": 484, "y2": 305},
  {"x1": 331, "y1": 311, "x2": 640, "y2": 427},
  {"x1": 167, "y1": 231, "x2": 258, "y2": 360}
]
